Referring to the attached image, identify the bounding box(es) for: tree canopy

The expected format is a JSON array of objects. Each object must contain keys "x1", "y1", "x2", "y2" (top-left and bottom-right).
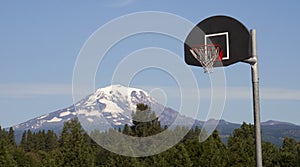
[{"x1": 0, "y1": 104, "x2": 299, "y2": 166}]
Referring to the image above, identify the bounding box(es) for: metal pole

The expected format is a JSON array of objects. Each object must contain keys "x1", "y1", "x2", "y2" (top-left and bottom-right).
[{"x1": 250, "y1": 29, "x2": 263, "y2": 167}]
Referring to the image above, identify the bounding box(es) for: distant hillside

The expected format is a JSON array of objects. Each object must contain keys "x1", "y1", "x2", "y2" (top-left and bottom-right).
[{"x1": 261, "y1": 120, "x2": 300, "y2": 146}]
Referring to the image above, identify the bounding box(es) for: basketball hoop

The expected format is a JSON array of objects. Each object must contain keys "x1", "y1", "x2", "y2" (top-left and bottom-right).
[{"x1": 189, "y1": 44, "x2": 222, "y2": 73}]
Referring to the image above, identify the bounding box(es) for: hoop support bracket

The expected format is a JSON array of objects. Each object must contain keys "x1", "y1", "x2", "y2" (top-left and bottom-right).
[{"x1": 243, "y1": 57, "x2": 257, "y2": 65}]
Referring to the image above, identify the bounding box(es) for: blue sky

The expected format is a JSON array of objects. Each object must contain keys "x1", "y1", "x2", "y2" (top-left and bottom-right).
[{"x1": 1, "y1": 0, "x2": 300, "y2": 127}]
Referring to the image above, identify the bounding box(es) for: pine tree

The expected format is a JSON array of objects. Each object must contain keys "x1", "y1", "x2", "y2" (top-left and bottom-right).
[
  {"x1": 45, "y1": 130, "x2": 58, "y2": 152},
  {"x1": 278, "y1": 137, "x2": 298, "y2": 166},
  {"x1": 48, "y1": 148, "x2": 64, "y2": 167},
  {"x1": 8, "y1": 127, "x2": 16, "y2": 147},
  {"x1": 26, "y1": 129, "x2": 34, "y2": 152},
  {"x1": 297, "y1": 142, "x2": 300, "y2": 167},
  {"x1": 228, "y1": 122, "x2": 255, "y2": 166},
  {"x1": 34, "y1": 130, "x2": 46, "y2": 151},
  {"x1": 10, "y1": 147, "x2": 27, "y2": 167},
  {"x1": 106, "y1": 152, "x2": 140, "y2": 167},
  {"x1": 20, "y1": 130, "x2": 27, "y2": 151},
  {"x1": 123, "y1": 124, "x2": 131, "y2": 135},
  {"x1": 60, "y1": 118, "x2": 95, "y2": 167},
  {"x1": 262, "y1": 141, "x2": 280, "y2": 166},
  {"x1": 199, "y1": 130, "x2": 228, "y2": 166},
  {"x1": 184, "y1": 128, "x2": 202, "y2": 166},
  {"x1": 155, "y1": 143, "x2": 192, "y2": 167},
  {"x1": 24, "y1": 152, "x2": 42, "y2": 167},
  {"x1": 131, "y1": 103, "x2": 162, "y2": 137},
  {"x1": 0, "y1": 139, "x2": 17, "y2": 167}
]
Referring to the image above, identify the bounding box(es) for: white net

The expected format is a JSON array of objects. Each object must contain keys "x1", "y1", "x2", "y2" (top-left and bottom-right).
[{"x1": 189, "y1": 45, "x2": 221, "y2": 73}]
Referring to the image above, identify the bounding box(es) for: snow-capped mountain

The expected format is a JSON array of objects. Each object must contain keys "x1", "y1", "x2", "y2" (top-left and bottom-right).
[
  {"x1": 13, "y1": 85, "x2": 197, "y2": 135},
  {"x1": 11, "y1": 84, "x2": 300, "y2": 146}
]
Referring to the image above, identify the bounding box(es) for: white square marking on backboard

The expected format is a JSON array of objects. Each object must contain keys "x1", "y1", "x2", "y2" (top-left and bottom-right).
[{"x1": 205, "y1": 32, "x2": 229, "y2": 60}]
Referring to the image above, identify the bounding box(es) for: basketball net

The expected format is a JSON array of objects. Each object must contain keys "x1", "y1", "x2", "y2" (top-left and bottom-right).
[{"x1": 189, "y1": 44, "x2": 222, "y2": 73}]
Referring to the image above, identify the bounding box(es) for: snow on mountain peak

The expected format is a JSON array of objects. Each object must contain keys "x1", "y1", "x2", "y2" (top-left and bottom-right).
[
  {"x1": 62, "y1": 84, "x2": 165, "y2": 128},
  {"x1": 80, "y1": 84, "x2": 155, "y2": 113},
  {"x1": 96, "y1": 84, "x2": 149, "y2": 96},
  {"x1": 73, "y1": 84, "x2": 161, "y2": 128},
  {"x1": 95, "y1": 84, "x2": 151, "y2": 101},
  {"x1": 12, "y1": 84, "x2": 185, "y2": 133}
]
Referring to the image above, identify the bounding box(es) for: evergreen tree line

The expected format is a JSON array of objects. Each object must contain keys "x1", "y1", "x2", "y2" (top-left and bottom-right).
[{"x1": 0, "y1": 104, "x2": 299, "y2": 166}]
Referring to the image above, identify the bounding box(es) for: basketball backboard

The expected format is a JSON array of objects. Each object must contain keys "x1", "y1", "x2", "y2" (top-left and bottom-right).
[{"x1": 184, "y1": 15, "x2": 250, "y2": 67}]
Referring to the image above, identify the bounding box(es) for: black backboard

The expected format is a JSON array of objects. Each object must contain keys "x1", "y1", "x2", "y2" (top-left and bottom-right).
[{"x1": 184, "y1": 15, "x2": 250, "y2": 67}]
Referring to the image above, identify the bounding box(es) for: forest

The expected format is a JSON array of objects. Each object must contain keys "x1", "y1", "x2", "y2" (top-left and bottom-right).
[{"x1": 0, "y1": 104, "x2": 299, "y2": 167}]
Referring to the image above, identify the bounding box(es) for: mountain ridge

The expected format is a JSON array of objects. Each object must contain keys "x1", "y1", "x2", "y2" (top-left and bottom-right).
[{"x1": 9, "y1": 85, "x2": 300, "y2": 146}]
